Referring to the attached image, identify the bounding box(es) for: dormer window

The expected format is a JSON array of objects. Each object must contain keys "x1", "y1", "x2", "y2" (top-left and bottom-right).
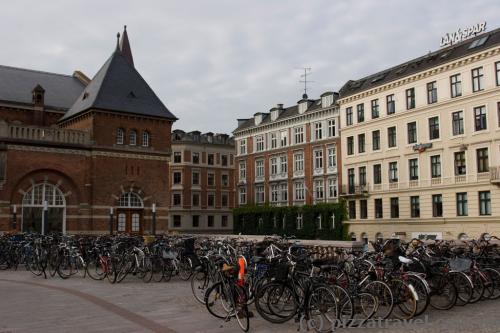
[
  {"x1": 321, "y1": 94, "x2": 334, "y2": 108},
  {"x1": 116, "y1": 128, "x2": 124, "y2": 145},
  {"x1": 254, "y1": 113, "x2": 263, "y2": 125},
  {"x1": 270, "y1": 109, "x2": 279, "y2": 121},
  {"x1": 298, "y1": 101, "x2": 308, "y2": 114},
  {"x1": 129, "y1": 130, "x2": 137, "y2": 145}
]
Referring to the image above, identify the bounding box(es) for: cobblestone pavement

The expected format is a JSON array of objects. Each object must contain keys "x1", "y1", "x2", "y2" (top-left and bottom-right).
[{"x1": 0, "y1": 271, "x2": 499, "y2": 333}]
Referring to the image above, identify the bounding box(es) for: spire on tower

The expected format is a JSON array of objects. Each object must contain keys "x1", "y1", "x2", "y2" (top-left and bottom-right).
[{"x1": 119, "y1": 25, "x2": 134, "y2": 67}]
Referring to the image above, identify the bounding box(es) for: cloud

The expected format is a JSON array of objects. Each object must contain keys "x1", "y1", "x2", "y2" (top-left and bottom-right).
[{"x1": 1, "y1": 0, "x2": 499, "y2": 134}]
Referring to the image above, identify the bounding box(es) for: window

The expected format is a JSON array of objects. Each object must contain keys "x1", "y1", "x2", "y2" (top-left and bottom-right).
[
  {"x1": 452, "y1": 111, "x2": 464, "y2": 135},
  {"x1": 142, "y1": 131, "x2": 150, "y2": 147},
  {"x1": 328, "y1": 178, "x2": 337, "y2": 198},
  {"x1": 498, "y1": 102, "x2": 500, "y2": 127},
  {"x1": 358, "y1": 133, "x2": 365, "y2": 153},
  {"x1": 357, "y1": 104, "x2": 365, "y2": 122},
  {"x1": 221, "y1": 174, "x2": 229, "y2": 187},
  {"x1": 374, "y1": 199, "x2": 383, "y2": 218},
  {"x1": 371, "y1": 99, "x2": 379, "y2": 119},
  {"x1": 427, "y1": 81, "x2": 437, "y2": 104},
  {"x1": 221, "y1": 155, "x2": 228, "y2": 166},
  {"x1": 429, "y1": 116, "x2": 440, "y2": 140},
  {"x1": 129, "y1": 130, "x2": 137, "y2": 145},
  {"x1": 347, "y1": 136, "x2": 354, "y2": 155},
  {"x1": 207, "y1": 193, "x2": 215, "y2": 207},
  {"x1": 255, "y1": 135, "x2": 264, "y2": 152},
  {"x1": 359, "y1": 166, "x2": 366, "y2": 186},
  {"x1": 221, "y1": 193, "x2": 229, "y2": 207},
  {"x1": 255, "y1": 186, "x2": 264, "y2": 203},
  {"x1": 280, "y1": 183, "x2": 288, "y2": 202},
  {"x1": 431, "y1": 155, "x2": 441, "y2": 178},
  {"x1": 474, "y1": 106, "x2": 487, "y2": 131},
  {"x1": 294, "y1": 181, "x2": 305, "y2": 201},
  {"x1": 386, "y1": 94, "x2": 395, "y2": 115},
  {"x1": 314, "y1": 149, "x2": 323, "y2": 169},
  {"x1": 239, "y1": 188, "x2": 246, "y2": 204},
  {"x1": 294, "y1": 152, "x2": 304, "y2": 172},
  {"x1": 315, "y1": 122, "x2": 323, "y2": 140},
  {"x1": 456, "y1": 192, "x2": 468, "y2": 216},
  {"x1": 314, "y1": 179, "x2": 324, "y2": 200},
  {"x1": 256, "y1": 160, "x2": 264, "y2": 177},
  {"x1": 239, "y1": 139, "x2": 247, "y2": 155},
  {"x1": 479, "y1": 191, "x2": 491, "y2": 215},
  {"x1": 407, "y1": 122, "x2": 417, "y2": 144},
  {"x1": 192, "y1": 215, "x2": 199, "y2": 228},
  {"x1": 409, "y1": 158, "x2": 419, "y2": 180},
  {"x1": 192, "y1": 193, "x2": 200, "y2": 206},
  {"x1": 173, "y1": 171, "x2": 182, "y2": 184},
  {"x1": 389, "y1": 162, "x2": 398, "y2": 182},
  {"x1": 280, "y1": 155, "x2": 287, "y2": 173},
  {"x1": 173, "y1": 215, "x2": 181, "y2": 228},
  {"x1": 296, "y1": 214, "x2": 304, "y2": 229},
  {"x1": 280, "y1": 130, "x2": 288, "y2": 147},
  {"x1": 327, "y1": 147, "x2": 336, "y2": 168},
  {"x1": 173, "y1": 152, "x2": 181, "y2": 163},
  {"x1": 411, "y1": 196, "x2": 420, "y2": 218},
  {"x1": 454, "y1": 151, "x2": 466, "y2": 175},
  {"x1": 373, "y1": 164, "x2": 382, "y2": 184},
  {"x1": 172, "y1": 193, "x2": 181, "y2": 206},
  {"x1": 372, "y1": 130, "x2": 380, "y2": 151},
  {"x1": 450, "y1": 74, "x2": 462, "y2": 98},
  {"x1": 116, "y1": 128, "x2": 124, "y2": 145},
  {"x1": 239, "y1": 161, "x2": 246, "y2": 180},
  {"x1": 270, "y1": 157, "x2": 278, "y2": 175},
  {"x1": 328, "y1": 119, "x2": 336, "y2": 137},
  {"x1": 207, "y1": 173, "x2": 215, "y2": 186},
  {"x1": 477, "y1": 148, "x2": 489, "y2": 173},
  {"x1": 348, "y1": 201, "x2": 356, "y2": 219},
  {"x1": 496, "y1": 62, "x2": 500, "y2": 86},
  {"x1": 347, "y1": 168, "x2": 355, "y2": 193},
  {"x1": 388, "y1": 126, "x2": 397, "y2": 148},
  {"x1": 294, "y1": 126, "x2": 304, "y2": 144},
  {"x1": 390, "y1": 198, "x2": 399, "y2": 218},
  {"x1": 270, "y1": 132, "x2": 277, "y2": 149},
  {"x1": 207, "y1": 216, "x2": 214, "y2": 227},
  {"x1": 406, "y1": 88, "x2": 415, "y2": 109},
  {"x1": 472, "y1": 67, "x2": 484, "y2": 92},
  {"x1": 192, "y1": 152, "x2": 200, "y2": 164},
  {"x1": 221, "y1": 215, "x2": 228, "y2": 228},
  {"x1": 360, "y1": 200, "x2": 367, "y2": 219},
  {"x1": 432, "y1": 194, "x2": 443, "y2": 217},
  {"x1": 346, "y1": 107, "x2": 353, "y2": 125},
  {"x1": 207, "y1": 154, "x2": 214, "y2": 165}
]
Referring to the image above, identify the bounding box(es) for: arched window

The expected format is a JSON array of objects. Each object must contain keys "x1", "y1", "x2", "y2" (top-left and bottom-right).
[
  {"x1": 361, "y1": 232, "x2": 368, "y2": 244},
  {"x1": 349, "y1": 232, "x2": 357, "y2": 241},
  {"x1": 458, "y1": 233, "x2": 469, "y2": 241},
  {"x1": 375, "y1": 232, "x2": 384, "y2": 242},
  {"x1": 116, "y1": 128, "x2": 124, "y2": 145},
  {"x1": 118, "y1": 191, "x2": 144, "y2": 208},
  {"x1": 22, "y1": 183, "x2": 66, "y2": 234},
  {"x1": 129, "y1": 130, "x2": 137, "y2": 146},
  {"x1": 142, "y1": 131, "x2": 150, "y2": 147}
]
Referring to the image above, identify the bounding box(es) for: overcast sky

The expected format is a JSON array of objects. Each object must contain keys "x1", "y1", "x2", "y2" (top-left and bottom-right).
[{"x1": 1, "y1": 1, "x2": 498, "y2": 134}]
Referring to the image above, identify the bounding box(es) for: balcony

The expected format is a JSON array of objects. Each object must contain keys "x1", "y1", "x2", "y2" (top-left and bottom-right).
[
  {"x1": 491, "y1": 166, "x2": 500, "y2": 185},
  {"x1": 326, "y1": 165, "x2": 337, "y2": 175},
  {"x1": 269, "y1": 172, "x2": 287, "y2": 181},
  {"x1": 313, "y1": 168, "x2": 324, "y2": 176},
  {"x1": 293, "y1": 170, "x2": 305, "y2": 178},
  {"x1": 341, "y1": 183, "x2": 369, "y2": 197},
  {"x1": 1, "y1": 122, "x2": 91, "y2": 145}
]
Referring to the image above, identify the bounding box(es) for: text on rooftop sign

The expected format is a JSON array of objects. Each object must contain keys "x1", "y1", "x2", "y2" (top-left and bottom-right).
[{"x1": 440, "y1": 22, "x2": 487, "y2": 47}]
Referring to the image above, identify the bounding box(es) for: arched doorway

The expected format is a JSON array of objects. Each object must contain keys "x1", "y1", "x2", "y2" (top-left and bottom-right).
[
  {"x1": 116, "y1": 191, "x2": 144, "y2": 234},
  {"x1": 22, "y1": 183, "x2": 66, "y2": 234}
]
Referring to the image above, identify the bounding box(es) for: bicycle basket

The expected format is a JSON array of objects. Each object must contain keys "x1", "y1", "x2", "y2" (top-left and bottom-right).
[
  {"x1": 449, "y1": 258, "x2": 471, "y2": 272},
  {"x1": 268, "y1": 263, "x2": 290, "y2": 281}
]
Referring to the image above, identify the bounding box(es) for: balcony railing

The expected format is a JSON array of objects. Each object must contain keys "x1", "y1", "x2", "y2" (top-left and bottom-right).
[
  {"x1": 2, "y1": 123, "x2": 91, "y2": 145},
  {"x1": 491, "y1": 166, "x2": 500, "y2": 184},
  {"x1": 341, "y1": 183, "x2": 369, "y2": 196}
]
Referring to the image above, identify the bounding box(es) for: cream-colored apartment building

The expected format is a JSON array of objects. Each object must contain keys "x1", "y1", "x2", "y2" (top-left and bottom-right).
[{"x1": 339, "y1": 28, "x2": 500, "y2": 241}]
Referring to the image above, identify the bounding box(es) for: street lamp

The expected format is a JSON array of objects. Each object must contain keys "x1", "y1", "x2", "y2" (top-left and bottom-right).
[
  {"x1": 109, "y1": 207, "x2": 114, "y2": 235},
  {"x1": 12, "y1": 204, "x2": 17, "y2": 231},
  {"x1": 151, "y1": 203, "x2": 157, "y2": 236}
]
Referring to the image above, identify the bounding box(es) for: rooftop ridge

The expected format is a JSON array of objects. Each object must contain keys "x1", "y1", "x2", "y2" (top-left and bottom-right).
[{"x1": 0, "y1": 64, "x2": 75, "y2": 79}]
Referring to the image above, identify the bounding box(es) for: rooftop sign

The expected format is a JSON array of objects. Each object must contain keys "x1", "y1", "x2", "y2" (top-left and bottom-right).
[{"x1": 440, "y1": 22, "x2": 487, "y2": 47}]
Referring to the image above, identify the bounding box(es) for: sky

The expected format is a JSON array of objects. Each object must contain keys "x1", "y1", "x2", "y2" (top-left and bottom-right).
[{"x1": 1, "y1": 0, "x2": 499, "y2": 134}]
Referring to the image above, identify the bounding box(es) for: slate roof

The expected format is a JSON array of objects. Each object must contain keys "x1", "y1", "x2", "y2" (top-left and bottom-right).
[
  {"x1": 233, "y1": 93, "x2": 336, "y2": 133},
  {"x1": 172, "y1": 129, "x2": 234, "y2": 146},
  {"x1": 0, "y1": 65, "x2": 86, "y2": 110},
  {"x1": 60, "y1": 50, "x2": 177, "y2": 122},
  {"x1": 339, "y1": 27, "x2": 500, "y2": 98}
]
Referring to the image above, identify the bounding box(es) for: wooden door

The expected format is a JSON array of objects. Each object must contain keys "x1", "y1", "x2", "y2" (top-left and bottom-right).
[{"x1": 117, "y1": 210, "x2": 143, "y2": 235}]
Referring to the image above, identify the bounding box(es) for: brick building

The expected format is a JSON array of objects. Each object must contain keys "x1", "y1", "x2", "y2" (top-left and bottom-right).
[
  {"x1": 168, "y1": 130, "x2": 235, "y2": 232},
  {"x1": 233, "y1": 92, "x2": 340, "y2": 207},
  {"x1": 0, "y1": 27, "x2": 177, "y2": 234}
]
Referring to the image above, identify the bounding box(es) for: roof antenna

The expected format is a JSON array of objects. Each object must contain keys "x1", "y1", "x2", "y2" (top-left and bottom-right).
[
  {"x1": 116, "y1": 32, "x2": 121, "y2": 51},
  {"x1": 298, "y1": 67, "x2": 313, "y2": 99}
]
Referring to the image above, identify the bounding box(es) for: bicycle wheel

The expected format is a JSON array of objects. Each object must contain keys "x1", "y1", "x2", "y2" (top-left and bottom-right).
[
  {"x1": 205, "y1": 281, "x2": 233, "y2": 319},
  {"x1": 429, "y1": 274, "x2": 457, "y2": 310},
  {"x1": 191, "y1": 270, "x2": 210, "y2": 304},
  {"x1": 390, "y1": 279, "x2": 417, "y2": 320},
  {"x1": 141, "y1": 257, "x2": 153, "y2": 283},
  {"x1": 57, "y1": 255, "x2": 73, "y2": 279},
  {"x1": 27, "y1": 255, "x2": 43, "y2": 277},
  {"x1": 407, "y1": 274, "x2": 430, "y2": 316},
  {"x1": 363, "y1": 280, "x2": 393, "y2": 319},
  {"x1": 178, "y1": 257, "x2": 193, "y2": 281},
  {"x1": 450, "y1": 271, "x2": 473, "y2": 305},
  {"x1": 329, "y1": 284, "x2": 353, "y2": 326},
  {"x1": 151, "y1": 257, "x2": 164, "y2": 282},
  {"x1": 87, "y1": 257, "x2": 106, "y2": 281},
  {"x1": 468, "y1": 272, "x2": 485, "y2": 303},
  {"x1": 233, "y1": 284, "x2": 250, "y2": 332},
  {"x1": 484, "y1": 268, "x2": 500, "y2": 300},
  {"x1": 307, "y1": 285, "x2": 338, "y2": 333},
  {"x1": 255, "y1": 282, "x2": 297, "y2": 324}
]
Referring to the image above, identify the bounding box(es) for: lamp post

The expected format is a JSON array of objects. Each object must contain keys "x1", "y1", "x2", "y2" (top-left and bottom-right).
[
  {"x1": 42, "y1": 200, "x2": 48, "y2": 235},
  {"x1": 12, "y1": 204, "x2": 17, "y2": 231},
  {"x1": 151, "y1": 203, "x2": 157, "y2": 236},
  {"x1": 109, "y1": 207, "x2": 114, "y2": 235}
]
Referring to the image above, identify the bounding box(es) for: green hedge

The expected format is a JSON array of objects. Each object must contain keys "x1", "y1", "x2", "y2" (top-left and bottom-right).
[{"x1": 233, "y1": 201, "x2": 348, "y2": 240}]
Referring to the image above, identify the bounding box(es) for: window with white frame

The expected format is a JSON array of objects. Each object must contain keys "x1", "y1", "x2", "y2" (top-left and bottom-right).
[
  {"x1": 239, "y1": 187, "x2": 246, "y2": 204},
  {"x1": 239, "y1": 139, "x2": 247, "y2": 155},
  {"x1": 280, "y1": 183, "x2": 288, "y2": 202},
  {"x1": 328, "y1": 146, "x2": 336, "y2": 168},
  {"x1": 296, "y1": 213, "x2": 303, "y2": 229},
  {"x1": 142, "y1": 131, "x2": 150, "y2": 147},
  {"x1": 328, "y1": 119, "x2": 336, "y2": 137},
  {"x1": 322, "y1": 94, "x2": 333, "y2": 108},
  {"x1": 270, "y1": 132, "x2": 277, "y2": 149},
  {"x1": 328, "y1": 178, "x2": 337, "y2": 198},
  {"x1": 116, "y1": 128, "x2": 124, "y2": 145},
  {"x1": 255, "y1": 185, "x2": 265, "y2": 203},
  {"x1": 255, "y1": 135, "x2": 264, "y2": 152},
  {"x1": 280, "y1": 130, "x2": 288, "y2": 147},
  {"x1": 294, "y1": 181, "x2": 305, "y2": 201},
  {"x1": 256, "y1": 159, "x2": 264, "y2": 178},
  {"x1": 294, "y1": 152, "x2": 304, "y2": 172},
  {"x1": 270, "y1": 157, "x2": 278, "y2": 175},
  {"x1": 280, "y1": 155, "x2": 287, "y2": 173},
  {"x1": 270, "y1": 184, "x2": 279, "y2": 203},
  {"x1": 315, "y1": 122, "x2": 323, "y2": 140},
  {"x1": 314, "y1": 179, "x2": 324, "y2": 200},
  {"x1": 129, "y1": 130, "x2": 137, "y2": 146},
  {"x1": 239, "y1": 161, "x2": 246, "y2": 181},
  {"x1": 294, "y1": 126, "x2": 304, "y2": 144},
  {"x1": 314, "y1": 149, "x2": 323, "y2": 169}
]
